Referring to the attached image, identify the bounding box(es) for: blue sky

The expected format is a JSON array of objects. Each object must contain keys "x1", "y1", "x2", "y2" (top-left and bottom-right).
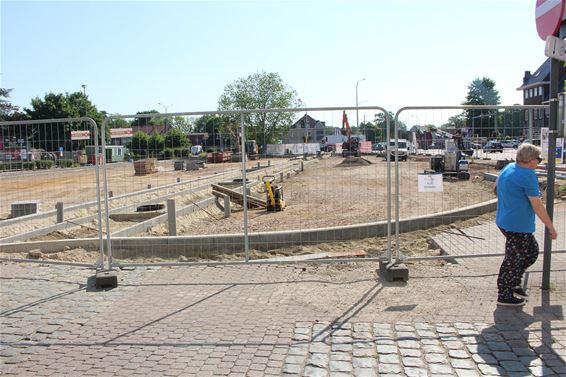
[{"x1": 0, "y1": 0, "x2": 548, "y2": 123}]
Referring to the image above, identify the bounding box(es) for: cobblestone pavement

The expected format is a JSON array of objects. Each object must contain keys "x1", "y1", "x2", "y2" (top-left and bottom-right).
[{"x1": 1, "y1": 236, "x2": 565, "y2": 376}]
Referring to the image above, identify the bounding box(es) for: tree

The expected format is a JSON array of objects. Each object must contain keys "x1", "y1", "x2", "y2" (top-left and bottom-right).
[
  {"x1": 193, "y1": 115, "x2": 231, "y2": 150},
  {"x1": 374, "y1": 111, "x2": 407, "y2": 140},
  {"x1": 130, "y1": 110, "x2": 162, "y2": 127},
  {"x1": 463, "y1": 77, "x2": 500, "y2": 137},
  {"x1": 23, "y1": 92, "x2": 104, "y2": 152},
  {"x1": 170, "y1": 116, "x2": 191, "y2": 133},
  {"x1": 218, "y1": 71, "x2": 303, "y2": 152},
  {"x1": 0, "y1": 88, "x2": 20, "y2": 121},
  {"x1": 128, "y1": 132, "x2": 150, "y2": 158},
  {"x1": 164, "y1": 128, "x2": 189, "y2": 149},
  {"x1": 444, "y1": 113, "x2": 467, "y2": 129}
]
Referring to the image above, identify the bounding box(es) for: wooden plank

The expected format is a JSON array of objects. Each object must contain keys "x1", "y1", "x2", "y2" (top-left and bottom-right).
[{"x1": 211, "y1": 184, "x2": 266, "y2": 208}]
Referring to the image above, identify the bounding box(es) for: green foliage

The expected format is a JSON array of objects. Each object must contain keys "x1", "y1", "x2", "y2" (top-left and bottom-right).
[
  {"x1": 128, "y1": 131, "x2": 150, "y2": 156},
  {"x1": 107, "y1": 118, "x2": 130, "y2": 128},
  {"x1": 149, "y1": 133, "x2": 165, "y2": 152},
  {"x1": 218, "y1": 71, "x2": 303, "y2": 151},
  {"x1": 130, "y1": 110, "x2": 162, "y2": 127},
  {"x1": 0, "y1": 88, "x2": 20, "y2": 120},
  {"x1": 373, "y1": 111, "x2": 407, "y2": 140},
  {"x1": 463, "y1": 77, "x2": 500, "y2": 136},
  {"x1": 0, "y1": 161, "x2": 34, "y2": 171},
  {"x1": 193, "y1": 115, "x2": 232, "y2": 150},
  {"x1": 55, "y1": 159, "x2": 75, "y2": 168},
  {"x1": 164, "y1": 128, "x2": 189, "y2": 148},
  {"x1": 21, "y1": 92, "x2": 105, "y2": 152},
  {"x1": 35, "y1": 160, "x2": 54, "y2": 169},
  {"x1": 170, "y1": 116, "x2": 191, "y2": 133}
]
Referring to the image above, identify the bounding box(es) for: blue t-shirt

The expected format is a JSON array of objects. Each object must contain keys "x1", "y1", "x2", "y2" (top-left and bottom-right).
[{"x1": 495, "y1": 162, "x2": 541, "y2": 233}]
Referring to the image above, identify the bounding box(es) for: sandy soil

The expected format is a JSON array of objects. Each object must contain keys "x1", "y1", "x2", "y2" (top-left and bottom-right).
[
  {"x1": 144, "y1": 156, "x2": 497, "y2": 236},
  {"x1": 0, "y1": 155, "x2": 503, "y2": 264}
]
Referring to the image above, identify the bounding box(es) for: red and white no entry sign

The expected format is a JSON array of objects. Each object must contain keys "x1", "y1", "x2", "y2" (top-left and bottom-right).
[{"x1": 536, "y1": 0, "x2": 566, "y2": 40}]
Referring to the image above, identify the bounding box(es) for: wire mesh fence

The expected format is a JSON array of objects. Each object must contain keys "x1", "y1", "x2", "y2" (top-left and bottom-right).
[
  {"x1": 1, "y1": 105, "x2": 563, "y2": 270},
  {"x1": 0, "y1": 117, "x2": 105, "y2": 267}
]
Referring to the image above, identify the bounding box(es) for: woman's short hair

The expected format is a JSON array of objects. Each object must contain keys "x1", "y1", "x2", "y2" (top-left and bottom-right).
[{"x1": 516, "y1": 143, "x2": 541, "y2": 163}]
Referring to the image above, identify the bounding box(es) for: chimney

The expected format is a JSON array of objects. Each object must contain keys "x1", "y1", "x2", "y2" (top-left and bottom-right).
[{"x1": 523, "y1": 71, "x2": 531, "y2": 85}]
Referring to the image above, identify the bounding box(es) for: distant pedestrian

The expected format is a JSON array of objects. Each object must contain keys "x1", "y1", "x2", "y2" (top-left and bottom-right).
[{"x1": 495, "y1": 143, "x2": 557, "y2": 306}]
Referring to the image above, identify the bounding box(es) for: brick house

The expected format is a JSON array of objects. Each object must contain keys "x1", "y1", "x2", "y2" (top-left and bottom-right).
[{"x1": 281, "y1": 115, "x2": 326, "y2": 144}]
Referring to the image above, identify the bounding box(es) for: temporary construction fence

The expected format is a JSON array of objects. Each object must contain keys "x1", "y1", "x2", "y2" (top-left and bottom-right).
[
  {"x1": 1, "y1": 105, "x2": 563, "y2": 278},
  {"x1": 0, "y1": 117, "x2": 106, "y2": 268}
]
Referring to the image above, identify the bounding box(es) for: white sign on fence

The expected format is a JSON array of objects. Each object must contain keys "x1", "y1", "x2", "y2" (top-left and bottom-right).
[
  {"x1": 110, "y1": 128, "x2": 133, "y2": 138},
  {"x1": 541, "y1": 127, "x2": 564, "y2": 163},
  {"x1": 71, "y1": 130, "x2": 90, "y2": 140},
  {"x1": 417, "y1": 173, "x2": 443, "y2": 193}
]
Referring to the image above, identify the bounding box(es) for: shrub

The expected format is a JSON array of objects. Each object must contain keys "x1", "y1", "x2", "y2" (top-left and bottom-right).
[
  {"x1": 35, "y1": 160, "x2": 54, "y2": 169},
  {"x1": 162, "y1": 148, "x2": 175, "y2": 159},
  {"x1": 56, "y1": 159, "x2": 75, "y2": 168}
]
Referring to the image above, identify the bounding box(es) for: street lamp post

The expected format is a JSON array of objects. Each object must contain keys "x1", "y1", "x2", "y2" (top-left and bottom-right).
[
  {"x1": 158, "y1": 103, "x2": 173, "y2": 129},
  {"x1": 81, "y1": 84, "x2": 87, "y2": 117},
  {"x1": 356, "y1": 78, "x2": 366, "y2": 129},
  {"x1": 157, "y1": 102, "x2": 173, "y2": 113}
]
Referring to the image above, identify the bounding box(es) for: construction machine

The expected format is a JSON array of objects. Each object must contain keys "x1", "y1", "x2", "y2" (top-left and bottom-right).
[
  {"x1": 262, "y1": 175, "x2": 285, "y2": 211},
  {"x1": 245, "y1": 140, "x2": 259, "y2": 160},
  {"x1": 340, "y1": 111, "x2": 362, "y2": 157},
  {"x1": 426, "y1": 139, "x2": 470, "y2": 180}
]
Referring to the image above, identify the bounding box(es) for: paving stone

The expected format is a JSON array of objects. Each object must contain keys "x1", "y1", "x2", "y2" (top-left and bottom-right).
[
  {"x1": 404, "y1": 366, "x2": 429, "y2": 377},
  {"x1": 500, "y1": 360, "x2": 529, "y2": 372},
  {"x1": 454, "y1": 369, "x2": 481, "y2": 377},
  {"x1": 402, "y1": 356, "x2": 425, "y2": 368},
  {"x1": 448, "y1": 350, "x2": 469, "y2": 359},
  {"x1": 400, "y1": 348, "x2": 422, "y2": 357},
  {"x1": 352, "y1": 367, "x2": 377, "y2": 377},
  {"x1": 378, "y1": 363, "x2": 403, "y2": 374},
  {"x1": 329, "y1": 360, "x2": 353, "y2": 372},
  {"x1": 378, "y1": 354, "x2": 400, "y2": 364},
  {"x1": 471, "y1": 353, "x2": 497, "y2": 365},
  {"x1": 429, "y1": 363, "x2": 453, "y2": 374},
  {"x1": 306, "y1": 353, "x2": 329, "y2": 368},
  {"x1": 352, "y1": 357, "x2": 377, "y2": 368},
  {"x1": 376, "y1": 345, "x2": 398, "y2": 354},
  {"x1": 303, "y1": 366, "x2": 328, "y2": 377},
  {"x1": 425, "y1": 353, "x2": 448, "y2": 363},
  {"x1": 450, "y1": 358, "x2": 476, "y2": 369}
]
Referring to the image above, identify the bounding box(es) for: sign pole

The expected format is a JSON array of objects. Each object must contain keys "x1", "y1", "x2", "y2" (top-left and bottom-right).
[
  {"x1": 542, "y1": 57, "x2": 559, "y2": 290},
  {"x1": 536, "y1": 0, "x2": 565, "y2": 290}
]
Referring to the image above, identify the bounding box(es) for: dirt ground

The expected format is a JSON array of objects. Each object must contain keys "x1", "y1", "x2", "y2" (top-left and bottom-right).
[{"x1": 1, "y1": 155, "x2": 503, "y2": 264}]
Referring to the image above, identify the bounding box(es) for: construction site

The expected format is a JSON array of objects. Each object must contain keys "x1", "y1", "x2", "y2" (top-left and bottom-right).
[{"x1": 0, "y1": 152, "x2": 504, "y2": 264}]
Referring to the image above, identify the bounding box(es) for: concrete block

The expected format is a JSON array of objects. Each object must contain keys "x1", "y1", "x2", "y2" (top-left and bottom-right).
[
  {"x1": 95, "y1": 270, "x2": 118, "y2": 290},
  {"x1": 11, "y1": 201, "x2": 40, "y2": 218},
  {"x1": 379, "y1": 260, "x2": 409, "y2": 282}
]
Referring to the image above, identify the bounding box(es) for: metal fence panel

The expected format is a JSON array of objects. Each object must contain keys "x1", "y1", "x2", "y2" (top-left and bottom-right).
[
  {"x1": 98, "y1": 107, "x2": 391, "y2": 268},
  {"x1": 390, "y1": 105, "x2": 563, "y2": 267},
  {"x1": 0, "y1": 117, "x2": 105, "y2": 268}
]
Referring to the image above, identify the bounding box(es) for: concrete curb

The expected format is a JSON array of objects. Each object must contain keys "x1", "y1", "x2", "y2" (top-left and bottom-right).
[{"x1": 1, "y1": 199, "x2": 497, "y2": 258}]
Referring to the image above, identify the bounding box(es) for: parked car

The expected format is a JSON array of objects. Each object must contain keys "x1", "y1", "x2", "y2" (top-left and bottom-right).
[
  {"x1": 500, "y1": 139, "x2": 518, "y2": 148},
  {"x1": 483, "y1": 141, "x2": 503, "y2": 153}
]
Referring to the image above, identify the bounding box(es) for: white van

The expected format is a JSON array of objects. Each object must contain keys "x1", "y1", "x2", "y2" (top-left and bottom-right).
[{"x1": 387, "y1": 139, "x2": 409, "y2": 161}]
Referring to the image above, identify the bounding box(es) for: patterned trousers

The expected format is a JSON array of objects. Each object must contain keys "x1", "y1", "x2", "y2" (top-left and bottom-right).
[{"x1": 497, "y1": 227, "x2": 539, "y2": 300}]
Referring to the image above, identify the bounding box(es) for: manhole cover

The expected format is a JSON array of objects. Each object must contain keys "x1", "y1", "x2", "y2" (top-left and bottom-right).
[{"x1": 136, "y1": 204, "x2": 165, "y2": 212}]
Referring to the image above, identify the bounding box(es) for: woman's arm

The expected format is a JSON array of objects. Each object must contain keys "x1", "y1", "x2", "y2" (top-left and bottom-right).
[{"x1": 529, "y1": 196, "x2": 558, "y2": 240}]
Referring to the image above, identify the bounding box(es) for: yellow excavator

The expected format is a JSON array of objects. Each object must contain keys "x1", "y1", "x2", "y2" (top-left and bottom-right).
[{"x1": 262, "y1": 175, "x2": 285, "y2": 211}]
